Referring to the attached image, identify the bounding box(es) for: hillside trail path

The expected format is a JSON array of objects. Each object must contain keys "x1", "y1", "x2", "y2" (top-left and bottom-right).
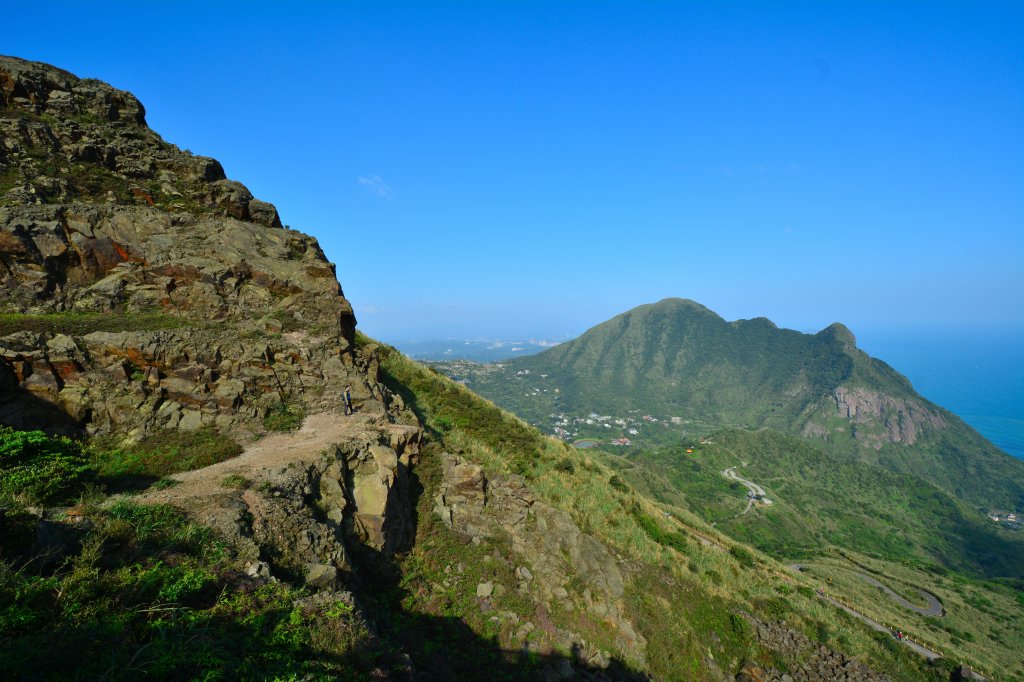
[
  {"x1": 137, "y1": 409, "x2": 388, "y2": 509},
  {"x1": 787, "y1": 564, "x2": 949, "y2": 665}
]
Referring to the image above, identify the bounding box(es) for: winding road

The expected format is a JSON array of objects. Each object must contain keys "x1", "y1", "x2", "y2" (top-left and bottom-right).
[
  {"x1": 722, "y1": 466, "x2": 773, "y2": 514},
  {"x1": 788, "y1": 564, "x2": 949, "y2": 664},
  {"x1": 817, "y1": 589, "x2": 942, "y2": 661},
  {"x1": 790, "y1": 563, "x2": 943, "y2": 617}
]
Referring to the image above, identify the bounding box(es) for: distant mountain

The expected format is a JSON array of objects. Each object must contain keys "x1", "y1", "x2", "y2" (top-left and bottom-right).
[{"x1": 458, "y1": 298, "x2": 1024, "y2": 513}]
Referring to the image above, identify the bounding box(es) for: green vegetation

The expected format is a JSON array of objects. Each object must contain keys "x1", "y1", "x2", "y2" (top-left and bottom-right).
[
  {"x1": 263, "y1": 402, "x2": 305, "y2": 432},
  {"x1": 92, "y1": 427, "x2": 243, "y2": 488},
  {"x1": 380, "y1": 344, "x2": 546, "y2": 476},
  {"x1": 0, "y1": 427, "x2": 93, "y2": 504},
  {"x1": 0, "y1": 424, "x2": 243, "y2": 502},
  {"x1": 0, "y1": 501, "x2": 386, "y2": 680},
  {"x1": 795, "y1": 552, "x2": 1024, "y2": 679},
  {"x1": 604, "y1": 428, "x2": 1024, "y2": 581},
  {"x1": 632, "y1": 507, "x2": 689, "y2": 554},
  {"x1": 220, "y1": 474, "x2": 250, "y2": 489},
  {"x1": 453, "y1": 298, "x2": 1024, "y2": 513},
  {"x1": 378, "y1": 342, "x2": 938, "y2": 681},
  {"x1": 0, "y1": 310, "x2": 183, "y2": 336}
]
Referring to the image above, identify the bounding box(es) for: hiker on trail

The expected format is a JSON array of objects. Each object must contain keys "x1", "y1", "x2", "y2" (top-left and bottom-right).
[
  {"x1": 896, "y1": 630, "x2": 904, "y2": 641},
  {"x1": 343, "y1": 385, "x2": 353, "y2": 415}
]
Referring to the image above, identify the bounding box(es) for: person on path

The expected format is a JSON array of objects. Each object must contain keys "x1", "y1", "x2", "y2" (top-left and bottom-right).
[{"x1": 343, "y1": 385, "x2": 353, "y2": 416}]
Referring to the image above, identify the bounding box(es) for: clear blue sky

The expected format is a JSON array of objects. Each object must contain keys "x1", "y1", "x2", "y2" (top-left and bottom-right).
[{"x1": 5, "y1": 1, "x2": 1023, "y2": 341}]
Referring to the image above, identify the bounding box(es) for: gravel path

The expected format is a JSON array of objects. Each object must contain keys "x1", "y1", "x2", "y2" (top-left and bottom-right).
[{"x1": 137, "y1": 409, "x2": 385, "y2": 507}]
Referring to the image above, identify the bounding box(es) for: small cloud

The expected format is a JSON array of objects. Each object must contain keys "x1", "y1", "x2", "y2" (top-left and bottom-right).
[
  {"x1": 356, "y1": 304, "x2": 386, "y2": 314},
  {"x1": 357, "y1": 175, "x2": 393, "y2": 199}
]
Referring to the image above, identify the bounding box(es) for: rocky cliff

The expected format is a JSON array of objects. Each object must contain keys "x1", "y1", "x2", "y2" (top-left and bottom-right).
[{"x1": 0, "y1": 55, "x2": 380, "y2": 438}]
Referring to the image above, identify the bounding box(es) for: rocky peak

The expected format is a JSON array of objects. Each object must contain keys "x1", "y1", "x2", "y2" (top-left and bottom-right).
[
  {"x1": 0, "y1": 55, "x2": 146, "y2": 125},
  {"x1": 0, "y1": 56, "x2": 366, "y2": 439}
]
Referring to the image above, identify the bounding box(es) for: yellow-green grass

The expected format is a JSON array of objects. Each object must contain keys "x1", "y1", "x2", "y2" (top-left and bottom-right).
[{"x1": 793, "y1": 550, "x2": 1023, "y2": 680}]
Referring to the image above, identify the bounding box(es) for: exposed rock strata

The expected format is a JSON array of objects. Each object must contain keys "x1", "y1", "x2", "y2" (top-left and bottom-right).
[
  {"x1": 0, "y1": 55, "x2": 366, "y2": 437},
  {"x1": 802, "y1": 387, "x2": 947, "y2": 449},
  {"x1": 143, "y1": 412, "x2": 421, "y2": 588}
]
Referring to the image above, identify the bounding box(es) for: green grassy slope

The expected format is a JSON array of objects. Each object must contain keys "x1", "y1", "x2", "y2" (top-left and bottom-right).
[{"x1": 599, "y1": 428, "x2": 1024, "y2": 580}]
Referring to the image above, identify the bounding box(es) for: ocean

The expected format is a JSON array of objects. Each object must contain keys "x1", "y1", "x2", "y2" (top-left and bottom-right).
[{"x1": 858, "y1": 330, "x2": 1024, "y2": 460}]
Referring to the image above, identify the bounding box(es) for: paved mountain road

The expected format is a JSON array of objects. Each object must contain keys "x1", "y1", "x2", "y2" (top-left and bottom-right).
[
  {"x1": 722, "y1": 466, "x2": 773, "y2": 515},
  {"x1": 790, "y1": 563, "x2": 943, "y2": 617}
]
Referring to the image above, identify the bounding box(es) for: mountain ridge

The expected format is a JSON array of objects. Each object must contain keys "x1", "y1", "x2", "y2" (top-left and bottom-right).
[{"x1": 452, "y1": 298, "x2": 1024, "y2": 513}]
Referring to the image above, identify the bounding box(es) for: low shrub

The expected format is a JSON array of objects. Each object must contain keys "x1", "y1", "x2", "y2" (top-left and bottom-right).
[
  {"x1": 754, "y1": 596, "x2": 792, "y2": 621},
  {"x1": 0, "y1": 427, "x2": 94, "y2": 503},
  {"x1": 634, "y1": 510, "x2": 689, "y2": 554},
  {"x1": 93, "y1": 427, "x2": 243, "y2": 481},
  {"x1": 221, "y1": 474, "x2": 250, "y2": 489},
  {"x1": 555, "y1": 458, "x2": 575, "y2": 474},
  {"x1": 729, "y1": 545, "x2": 755, "y2": 568},
  {"x1": 263, "y1": 403, "x2": 305, "y2": 432},
  {"x1": 0, "y1": 310, "x2": 182, "y2": 336}
]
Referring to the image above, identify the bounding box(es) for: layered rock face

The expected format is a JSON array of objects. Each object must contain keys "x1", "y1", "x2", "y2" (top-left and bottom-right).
[
  {"x1": 830, "y1": 387, "x2": 946, "y2": 447},
  {"x1": 800, "y1": 387, "x2": 947, "y2": 450},
  {"x1": 0, "y1": 55, "x2": 371, "y2": 436}
]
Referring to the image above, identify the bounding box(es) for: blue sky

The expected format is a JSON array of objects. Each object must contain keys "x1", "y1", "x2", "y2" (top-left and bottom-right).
[{"x1": 5, "y1": 1, "x2": 1023, "y2": 341}]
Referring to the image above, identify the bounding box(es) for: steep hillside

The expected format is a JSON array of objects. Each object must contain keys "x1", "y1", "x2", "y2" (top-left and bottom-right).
[
  {"x1": 600, "y1": 428, "x2": 1024, "y2": 579},
  {"x1": 454, "y1": 298, "x2": 1024, "y2": 513}
]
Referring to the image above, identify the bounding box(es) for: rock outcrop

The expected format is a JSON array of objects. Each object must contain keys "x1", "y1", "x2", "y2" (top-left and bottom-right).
[
  {"x1": 801, "y1": 386, "x2": 947, "y2": 449},
  {"x1": 738, "y1": 617, "x2": 891, "y2": 682},
  {"x1": 0, "y1": 55, "x2": 373, "y2": 437},
  {"x1": 435, "y1": 452, "x2": 646, "y2": 668},
  {"x1": 141, "y1": 411, "x2": 422, "y2": 589},
  {"x1": 830, "y1": 387, "x2": 946, "y2": 447}
]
